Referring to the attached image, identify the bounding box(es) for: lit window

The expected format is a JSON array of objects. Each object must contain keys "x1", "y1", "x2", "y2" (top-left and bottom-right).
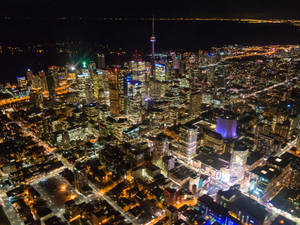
[{"x1": 261, "y1": 170, "x2": 267, "y2": 174}]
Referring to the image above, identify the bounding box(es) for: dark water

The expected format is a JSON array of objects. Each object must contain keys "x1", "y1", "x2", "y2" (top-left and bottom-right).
[{"x1": 1, "y1": 20, "x2": 300, "y2": 81}]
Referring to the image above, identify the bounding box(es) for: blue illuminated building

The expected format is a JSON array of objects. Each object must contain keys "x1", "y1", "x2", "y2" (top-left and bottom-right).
[
  {"x1": 217, "y1": 189, "x2": 268, "y2": 225},
  {"x1": 196, "y1": 195, "x2": 240, "y2": 225}
]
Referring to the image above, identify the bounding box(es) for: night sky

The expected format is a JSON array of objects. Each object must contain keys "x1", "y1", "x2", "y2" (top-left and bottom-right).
[
  {"x1": 1, "y1": 0, "x2": 300, "y2": 81},
  {"x1": 1, "y1": 0, "x2": 300, "y2": 18}
]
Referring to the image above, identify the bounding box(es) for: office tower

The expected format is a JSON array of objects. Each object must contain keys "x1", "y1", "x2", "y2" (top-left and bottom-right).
[
  {"x1": 31, "y1": 74, "x2": 41, "y2": 89},
  {"x1": 108, "y1": 68, "x2": 121, "y2": 116},
  {"x1": 230, "y1": 141, "x2": 249, "y2": 182},
  {"x1": 46, "y1": 68, "x2": 57, "y2": 101},
  {"x1": 26, "y1": 69, "x2": 33, "y2": 82},
  {"x1": 152, "y1": 133, "x2": 169, "y2": 165},
  {"x1": 76, "y1": 73, "x2": 92, "y2": 104},
  {"x1": 126, "y1": 80, "x2": 142, "y2": 123},
  {"x1": 97, "y1": 54, "x2": 105, "y2": 70},
  {"x1": 48, "y1": 66, "x2": 59, "y2": 87},
  {"x1": 149, "y1": 80, "x2": 161, "y2": 99},
  {"x1": 67, "y1": 65, "x2": 77, "y2": 80},
  {"x1": 130, "y1": 61, "x2": 146, "y2": 82},
  {"x1": 74, "y1": 161, "x2": 88, "y2": 193},
  {"x1": 17, "y1": 76, "x2": 27, "y2": 89},
  {"x1": 30, "y1": 92, "x2": 43, "y2": 108},
  {"x1": 171, "y1": 52, "x2": 179, "y2": 69},
  {"x1": 189, "y1": 91, "x2": 202, "y2": 116},
  {"x1": 84, "y1": 103, "x2": 98, "y2": 121},
  {"x1": 88, "y1": 61, "x2": 97, "y2": 71},
  {"x1": 189, "y1": 69, "x2": 202, "y2": 116},
  {"x1": 154, "y1": 64, "x2": 166, "y2": 82},
  {"x1": 179, "y1": 125, "x2": 198, "y2": 161},
  {"x1": 117, "y1": 69, "x2": 126, "y2": 113},
  {"x1": 38, "y1": 71, "x2": 48, "y2": 91},
  {"x1": 91, "y1": 71, "x2": 102, "y2": 100},
  {"x1": 57, "y1": 67, "x2": 67, "y2": 87}
]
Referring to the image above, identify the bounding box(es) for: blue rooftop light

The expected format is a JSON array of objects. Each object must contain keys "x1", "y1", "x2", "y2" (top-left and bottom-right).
[{"x1": 125, "y1": 74, "x2": 132, "y2": 82}]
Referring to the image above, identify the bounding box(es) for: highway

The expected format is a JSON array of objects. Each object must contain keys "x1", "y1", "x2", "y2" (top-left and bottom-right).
[{"x1": 276, "y1": 138, "x2": 298, "y2": 157}]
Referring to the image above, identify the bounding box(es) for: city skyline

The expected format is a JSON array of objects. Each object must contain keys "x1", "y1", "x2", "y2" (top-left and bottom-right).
[{"x1": 0, "y1": 2, "x2": 299, "y2": 225}]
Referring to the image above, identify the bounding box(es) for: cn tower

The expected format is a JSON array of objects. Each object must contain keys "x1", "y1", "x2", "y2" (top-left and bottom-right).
[{"x1": 150, "y1": 16, "x2": 156, "y2": 79}]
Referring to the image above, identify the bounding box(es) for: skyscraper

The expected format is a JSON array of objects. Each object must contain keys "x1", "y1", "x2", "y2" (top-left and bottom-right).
[
  {"x1": 230, "y1": 141, "x2": 249, "y2": 182},
  {"x1": 97, "y1": 54, "x2": 105, "y2": 70},
  {"x1": 108, "y1": 68, "x2": 121, "y2": 116},
  {"x1": 46, "y1": 67, "x2": 57, "y2": 101},
  {"x1": 74, "y1": 161, "x2": 88, "y2": 193},
  {"x1": 76, "y1": 73, "x2": 92, "y2": 104},
  {"x1": 17, "y1": 76, "x2": 27, "y2": 89},
  {"x1": 26, "y1": 69, "x2": 33, "y2": 82}
]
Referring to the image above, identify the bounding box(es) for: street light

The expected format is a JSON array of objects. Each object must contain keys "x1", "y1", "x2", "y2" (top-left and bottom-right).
[{"x1": 59, "y1": 185, "x2": 67, "y2": 192}]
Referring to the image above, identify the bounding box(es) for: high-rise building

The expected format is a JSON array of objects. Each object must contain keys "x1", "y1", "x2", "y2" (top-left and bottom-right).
[
  {"x1": 26, "y1": 69, "x2": 33, "y2": 82},
  {"x1": 30, "y1": 92, "x2": 43, "y2": 108},
  {"x1": 189, "y1": 91, "x2": 202, "y2": 116},
  {"x1": 76, "y1": 73, "x2": 92, "y2": 104},
  {"x1": 74, "y1": 161, "x2": 88, "y2": 193},
  {"x1": 97, "y1": 54, "x2": 105, "y2": 70},
  {"x1": 31, "y1": 74, "x2": 41, "y2": 89},
  {"x1": 17, "y1": 76, "x2": 27, "y2": 89},
  {"x1": 46, "y1": 68, "x2": 57, "y2": 101},
  {"x1": 171, "y1": 52, "x2": 179, "y2": 69},
  {"x1": 154, "y1": 64, "x2": 166, "y2": 82},
  {"x1": 91, "y1": 69, "x2": 105, "y2": 100},
  {"x1": 48, "y1": 66, "x2": 59, "y2": 87},
  {"x1": 230, "y1": 141, "x2": 249, "y2": 182},
  {"x1": 108, "y1": 68, "x2": 121, "y2": 116},
  {"x1": 178, "y1": 124, "x2": 198, "y2": 162},
  {"x1": 38, "y1": 71, "x2": 48, "y2": 91}
]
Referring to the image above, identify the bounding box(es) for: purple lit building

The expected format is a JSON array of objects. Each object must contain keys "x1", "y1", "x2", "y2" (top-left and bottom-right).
[{"x1": 216, "y1": 116, "x2": 238, "y2": 139}]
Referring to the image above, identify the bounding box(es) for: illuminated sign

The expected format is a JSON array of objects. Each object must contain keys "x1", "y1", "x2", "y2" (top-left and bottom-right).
[{"x1": 77, "y1": 73, "x2": 89, "y2": 78}]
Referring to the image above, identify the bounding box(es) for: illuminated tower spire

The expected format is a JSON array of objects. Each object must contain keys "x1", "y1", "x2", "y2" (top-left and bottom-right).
[{"x1": 150, "y1": 16, "x2": 156, "y2": 79}]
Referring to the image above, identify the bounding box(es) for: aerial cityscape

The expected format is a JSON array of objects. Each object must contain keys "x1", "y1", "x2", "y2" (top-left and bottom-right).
[{"x1": 0, "y1": 1, "x2": 300, "y2": 225}]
